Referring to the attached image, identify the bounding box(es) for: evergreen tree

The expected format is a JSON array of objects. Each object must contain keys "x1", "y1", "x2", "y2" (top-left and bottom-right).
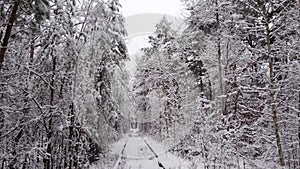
[{"x1": 0, "y1": 0, "x2": 128, "y2": 168}]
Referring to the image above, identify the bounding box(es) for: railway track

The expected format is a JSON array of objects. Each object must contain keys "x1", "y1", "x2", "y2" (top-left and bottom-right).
[
  {"x1": 141, "y1": 136, "x2": 166, "y2": 169},
  {"x1": 112, "y1": 138, "x2": 128, "y2": 169},
  {"x1": 113, "y1": 135, "x2": 166, "y2": 169}
]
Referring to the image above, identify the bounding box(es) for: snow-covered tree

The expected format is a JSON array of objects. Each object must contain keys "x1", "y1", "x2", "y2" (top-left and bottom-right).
[
  {"x1": 133, "y1": 17, "x2": 197, "y2": 145},
  {"x1": 180, "y1": 0, "x2": 300, "y2": 168},
  {"x1": 0, "y1": 0, "x2": 128, "y2": 168}
]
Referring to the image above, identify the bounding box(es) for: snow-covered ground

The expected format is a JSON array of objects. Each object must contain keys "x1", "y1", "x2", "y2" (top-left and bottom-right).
[{"x1": 110, "y1": 134, "x2": 192, "y2": 169}]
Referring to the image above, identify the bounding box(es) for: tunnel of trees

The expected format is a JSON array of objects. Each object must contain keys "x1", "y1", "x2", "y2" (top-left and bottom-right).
[{"x1": 0, "y1": 0, "x2": 299, "y2": 169}]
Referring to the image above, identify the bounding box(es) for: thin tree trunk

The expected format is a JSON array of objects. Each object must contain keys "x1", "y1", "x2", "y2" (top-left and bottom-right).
[
  {"x1": 298, "y1": 0, "x2": 300, "y2": 159},
  {"x1": 0, "y1": 0, "x2": 20, "y2": 71},
  {"x1": 30, "y1": 38, "x2": 35, "y2": 64},
  {"x1": 298, "y1": 92, "x2": 300, "y2": 150},
  {"x1": 44, "y1": 54, "x2": 56, "y2": 169},
  {"x1": 0, "y1": 0, "x2": 20, "y2": 145},
  {"x1": 1, "y1": 158, "x2": 5, "y2": 169},
  {"x1": 208, "y1": 79, "x2": 212, "y2": 101},
  {"x1": 260, "y1": 1, "x2": 285, "y2": 167},
  {"x1": 215, "y1": 0, "x2": 225, "y2": 113},
  {"x1": 297, "y1": 0, "x2": 300, "y2": 160},
  {"x1": 68, "y1": 103, "x2": 75, "y2": 169}
]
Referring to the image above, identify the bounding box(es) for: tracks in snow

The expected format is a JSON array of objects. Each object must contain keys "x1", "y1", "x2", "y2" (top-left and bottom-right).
[
  {"x1": 113, "y1": 135, "x2": 166, "y2": 169},
  {"x1": 112, "y1": 138, "x2": 128, "y2": 169}
]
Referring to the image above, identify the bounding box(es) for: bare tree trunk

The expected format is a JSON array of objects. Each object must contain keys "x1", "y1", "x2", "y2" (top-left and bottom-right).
[
  {"x1": 298, "y1": 0, "x2": 300, "y2": 159},
  {"x1": 0, "y1": 0, "x2": 20, "y2": 71},
  {"x1": 44, "y1": 54, "x2": 56, "y2": 169},
  {"x1": 29, "y1": 38, "x2": 35, "y2": 64},
  {"x1": 259, "y1": 1, "x2": 285, "y2": 167},
  {"x1": 215, "y1": 0, "x2": 225, "y2": 114},
  {"x1": 298, "y1": 92, "x2": 300, "y2": 150},
  {"x1": 0, "y1": 0, "x2": 20, "y2": 141},
  {"x1": 68, "y1": 103, "x2": 75, "y2": 169},
  {"x1": 208, "y1": 79, "x2": 213, "y2": 101}
]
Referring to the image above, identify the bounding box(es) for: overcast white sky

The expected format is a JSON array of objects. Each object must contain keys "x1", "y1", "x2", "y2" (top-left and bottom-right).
[
  {"x1": 119, "y1": 0, "x2": 185, "y2": 76},
  {"x1": 119, "y1": 0, "x2": 184, "y2": 17}
]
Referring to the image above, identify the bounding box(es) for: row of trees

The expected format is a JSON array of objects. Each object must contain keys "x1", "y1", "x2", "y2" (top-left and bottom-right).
[
  {"x1": 133, "y1": 17, "x2": 196, "y2": 144},
  {"x1": 133, "y1": 0, "x2": 300, "y2": 168},
  {"x1": 0, "y1": 0, "x2": 128, "y2": 168}
]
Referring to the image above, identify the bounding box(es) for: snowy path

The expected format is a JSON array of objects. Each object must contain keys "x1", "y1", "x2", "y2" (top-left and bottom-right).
[{"x1": 110, "y1": 134, "x2": 191, "y2": 169}]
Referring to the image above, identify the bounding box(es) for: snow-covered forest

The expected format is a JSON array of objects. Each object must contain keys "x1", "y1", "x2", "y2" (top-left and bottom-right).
[{"x1": 0, "y1": 0, "x2": 299, "y2": 169}]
